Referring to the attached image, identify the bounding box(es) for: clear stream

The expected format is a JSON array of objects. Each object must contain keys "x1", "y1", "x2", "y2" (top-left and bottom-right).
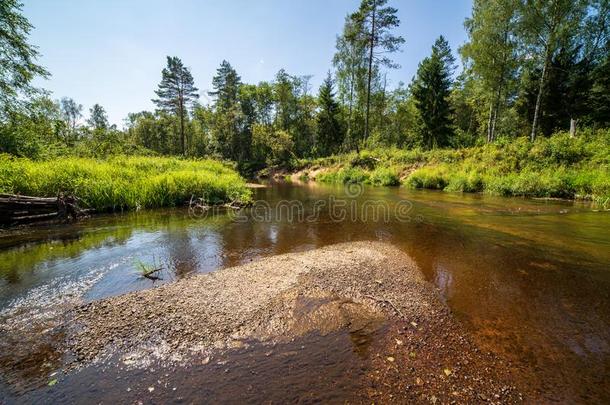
[{"x1": 0, "y1": 182, "x2": 609, "y2": 402}]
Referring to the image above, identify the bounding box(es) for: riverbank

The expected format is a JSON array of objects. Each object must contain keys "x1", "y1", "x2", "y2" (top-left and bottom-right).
[
  {"x1": 290, "y1": 130, "x2": 610, "y2": 203},
  {"x1": 2, "y1": 242, "x2": 523, "y2": 403},
  {"x1": 0, "y1": 155, "x2": 252, "y2": 213}
]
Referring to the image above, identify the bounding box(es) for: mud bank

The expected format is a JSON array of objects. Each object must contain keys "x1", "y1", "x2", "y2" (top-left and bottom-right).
[{"x1": 44, "y1": 242, "x2": 519, "y2": 403}]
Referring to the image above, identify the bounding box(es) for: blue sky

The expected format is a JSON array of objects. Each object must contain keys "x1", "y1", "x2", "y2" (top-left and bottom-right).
[{"x1": 25, "y1": 0, "x2": 472, "y2": 126}]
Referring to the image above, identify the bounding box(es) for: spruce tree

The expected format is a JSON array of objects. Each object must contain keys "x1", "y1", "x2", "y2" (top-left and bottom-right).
[
  {"x1": 316, "y1": 72, "x2": 344, "y2": 156},
  {"x1": 208, "y1": 60, "x2": 244, "y2": 160},
  {"x1": 153, "y1": 56, "x2": 199, "y2": 155},
  {"x1": 411, "y1": 36, "x2": 456, "y2": 148}
]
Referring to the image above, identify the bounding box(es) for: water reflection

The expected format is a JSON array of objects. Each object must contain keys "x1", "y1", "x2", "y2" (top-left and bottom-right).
[{"x1": 0, "y1": 183, "x2": 609, "y2": 402}]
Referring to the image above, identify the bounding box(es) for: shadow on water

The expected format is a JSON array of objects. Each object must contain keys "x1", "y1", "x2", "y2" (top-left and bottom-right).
[
  {"x1": 1, "y1": 182, "x2": 609, "y2": 402},
  {"x1": 9, "y1": 327, "x2": 386, "y2": 405}
]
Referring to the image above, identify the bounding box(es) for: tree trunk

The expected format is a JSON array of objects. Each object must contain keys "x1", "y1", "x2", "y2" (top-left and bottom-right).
[
  {"x1": 381, "y1": 73, "x2": 388, "y2": 140},
  {"x1": 491, "y1": 28, "x2": 509, "y2": 143},
  {"x1": 531, "y1": 46, "x2": 550, "y2": 142},
  {"x1": 347, "y1": 65, "x2": 355, "y2": 151},
  {"x1": 487, "y1": 102, "x2": 494, "y2": 143},
  {"x1": 179, "y1": 97, "x2": 185, "y2": 155},
  {"x1": 491, "y1": 88, "x2": 501, "y2": 142},
  {"x1": 364, "y1": 0, "x2": 376, "y2": 144},
  {"x1": 570, "y1": 117, "x2": 577, "y2": 137}
]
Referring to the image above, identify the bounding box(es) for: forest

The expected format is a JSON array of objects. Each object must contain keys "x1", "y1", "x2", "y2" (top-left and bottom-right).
[{"x1": 1, "y1": 0, "x2": 609, "y2": 203}]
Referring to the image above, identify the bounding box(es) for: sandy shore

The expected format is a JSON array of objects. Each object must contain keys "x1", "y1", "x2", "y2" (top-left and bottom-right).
[{"x1": 61, "y1": 241, "x2": 523, "y2": 403}]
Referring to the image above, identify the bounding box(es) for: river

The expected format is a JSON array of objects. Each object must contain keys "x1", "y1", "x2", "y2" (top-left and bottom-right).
[{"x1": 1, "y1": 182, "x2": 609, "y2": 403}]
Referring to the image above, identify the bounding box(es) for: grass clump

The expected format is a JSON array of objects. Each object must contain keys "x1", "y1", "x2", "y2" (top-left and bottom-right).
[
  {"x1": 317, "y1": 167, "x2": 370, "y2": 184},
  {"x1": 299, "y1": 129, "x2": 610, "y2": 201},
  {"x1": 369, "y1": 167, "x2": 401, "y2": 186},
  {"x1": 0, "y1": 155, "x2": 252, "y2": 211}
]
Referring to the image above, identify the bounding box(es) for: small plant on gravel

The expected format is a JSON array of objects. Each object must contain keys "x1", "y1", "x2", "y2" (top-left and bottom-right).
[{"x1": 135, "y1": 257, "x2": 164, "y2": 281}]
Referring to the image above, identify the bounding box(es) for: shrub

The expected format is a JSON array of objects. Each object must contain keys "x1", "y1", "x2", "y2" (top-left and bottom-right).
[
  {"x1": 445, "y1": 171, "x2": 484, "y2": 193},
  {"x1": 369, "y1": 167, "x2": 400, "y2": 186},
  {"x1": 406, "y1": 166, "x2": 449, "y2": 189},
  {"x1": 296, "y1": 129, "x2": 610, "y2": 201}
]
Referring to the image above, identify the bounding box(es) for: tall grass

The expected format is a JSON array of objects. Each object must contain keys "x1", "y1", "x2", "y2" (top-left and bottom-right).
[
  {"x1": 299, "y1": 129, "x2": 610, "y2": 202},
  {"x1": 0, "y1": 155, "x2": 252, "y2": 211}
]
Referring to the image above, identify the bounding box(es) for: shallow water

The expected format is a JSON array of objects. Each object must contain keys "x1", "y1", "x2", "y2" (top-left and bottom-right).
[{"x1": 1, "y1": 182, "x2": 609, "y2": 402}]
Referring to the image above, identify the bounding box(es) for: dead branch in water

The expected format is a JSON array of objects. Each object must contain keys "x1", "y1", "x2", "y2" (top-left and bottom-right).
[
  {"x1": 135, "y1": 258, "x2": 164, "y2": 281},
  {"x1": 141, "y1": 267, "x2": 163, "y2": 281}
]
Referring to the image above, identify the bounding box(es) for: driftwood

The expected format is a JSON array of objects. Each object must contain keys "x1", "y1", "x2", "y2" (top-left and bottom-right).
[
  {"x1": 0, "y1": 192, "x2": 91, "y2": 225},
  {"x1": 141, "y1": 267, "x2": 163, "y2": 281}
]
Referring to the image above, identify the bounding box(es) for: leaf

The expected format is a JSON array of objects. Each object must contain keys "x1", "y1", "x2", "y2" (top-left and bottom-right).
[
  {"x1": 444, "y1": 368, "x2": 452, "y2": 376},
  {"x1": 48, "y1": 379, "x2": 58, "y2": 387},
  {"x1": 386, "y1": 356, "x2": 395, "y2": 362}
]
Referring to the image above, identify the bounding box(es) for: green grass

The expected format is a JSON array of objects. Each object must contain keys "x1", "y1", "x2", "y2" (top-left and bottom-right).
[
  {"x1": 297, "y1": 128, "x2": 610, "y2": 202},
  {"x1": 0, "y1": 155, "x2": 252, "y2": 211}
]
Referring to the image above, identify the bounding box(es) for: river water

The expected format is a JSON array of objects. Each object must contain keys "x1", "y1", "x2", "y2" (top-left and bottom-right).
[{"x1": 1, "y1": 182, "x2": 609, "y2": 402}]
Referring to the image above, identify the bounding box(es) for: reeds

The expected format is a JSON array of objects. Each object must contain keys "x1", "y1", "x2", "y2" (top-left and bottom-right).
[{"x1": 0, "y1": 155, "x2": 252, "y2": 211}]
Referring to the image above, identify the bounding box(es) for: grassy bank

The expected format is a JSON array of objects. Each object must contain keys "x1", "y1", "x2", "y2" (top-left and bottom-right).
[
  {"x1": 296, "y1": 129, "x2": 610, "y2": 202},
  {"x1": 0, "y1": 155, "x2": 252, "y2": 211}
]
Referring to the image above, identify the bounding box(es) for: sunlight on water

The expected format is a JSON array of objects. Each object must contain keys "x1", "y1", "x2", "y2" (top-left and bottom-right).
[{"x1": 1, "y1": 183, "x2": 609, "y2": 402}]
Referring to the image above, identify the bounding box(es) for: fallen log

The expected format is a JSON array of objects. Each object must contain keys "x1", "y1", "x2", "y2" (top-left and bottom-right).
[{"x1": 0, "y1": 193, "x2": 91, "y2": 225}]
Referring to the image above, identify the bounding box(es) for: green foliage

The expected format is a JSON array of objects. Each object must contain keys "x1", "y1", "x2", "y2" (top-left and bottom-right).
[
  {"x1": 315, "y1": 72, "x2": 344, "y2": 156},
  {"x1": 405, "y1": 130, "x2": 610, "y2": 200},
  {"x1": 369, "y1": 166, "x2": 400, "y2": 186},
  {"x1": 460, "y1": 0, "x2": 519, "y2": 142},
  {"x1": 0, "y1": 0, "x2": 50, "y2": 118},
  {"x1": 153, "y1": 56, "x2": 199, "y2": 154},
  {"x1": 252, "y1": 124, "x2": 294, "y2": 166},
  {"x1": 317, "y1": 167, "x2": 369, "y2": 184},
  {"x1": 2, "y1": 0, "x2": 610, "y2": 193},
  {"x1": 87, "y1": 104, "x2": 109, "y2": 130},
  {"x1": 406, "y1": 166, "x2": 449, "y2": 190},
  {"x1": 0, "y1": 155, "x2": 251, "y2": 211},
  {"x1": 0, "y1": 96, "x2": 63, "y2": 158},
  {"x1": 306, "y1": 129, "x2": 610, "y2": 200},
  {"x1": 350, "y1": 0, "x2": 405, "y2": 141},
  {"x1": 411, "y1": 36, "x2": 456, "y2": 148}
]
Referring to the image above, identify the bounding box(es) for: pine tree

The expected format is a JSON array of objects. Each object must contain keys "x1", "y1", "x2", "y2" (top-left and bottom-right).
[
  {"x1": 350, "y1": 0, "x2": 405, "y2": 143},
  {"x1": 411, "y1": 36, "x2": 456, "y2": 149},
  {"x1": 153, "y1": 56, "x2": 199, "y2": 155},
  {"x1": 316, "y1": 72, "x2": 344, "y2": 156},
  {"x1": 209, "y1": 60, "x2": 241, "y2": 111}
]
